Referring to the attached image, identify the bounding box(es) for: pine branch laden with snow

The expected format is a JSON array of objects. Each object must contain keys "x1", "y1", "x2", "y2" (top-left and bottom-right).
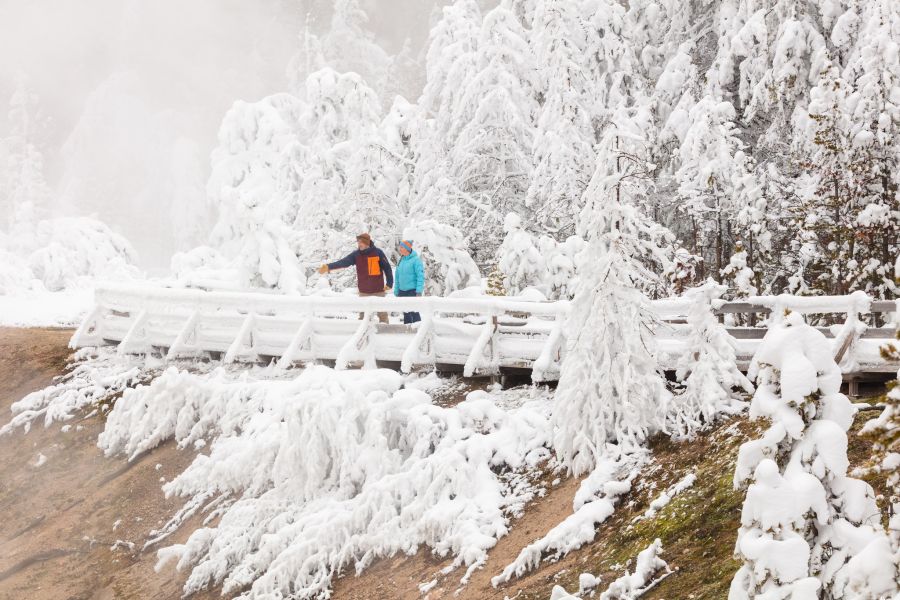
[
  {"x1": 552, "y1": 118, "x2": 671, "y2": 477},
  {"x1": 730, "y1": 312, "x2": 897, "y2": 599},
  {"x1": 97, "y1": 366, "x2": 552, "y2": 599},
  {"x1": 0, "y1": 347, "x2": 149, "y2": 437},
  {"x1": 667, "y1": 279, "x2": 753, "y2": 440}
]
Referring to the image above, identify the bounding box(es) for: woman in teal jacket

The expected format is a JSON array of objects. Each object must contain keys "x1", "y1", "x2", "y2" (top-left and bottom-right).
[{"x1": 394, "y1": 240, "x2": 425, "y2": 324}]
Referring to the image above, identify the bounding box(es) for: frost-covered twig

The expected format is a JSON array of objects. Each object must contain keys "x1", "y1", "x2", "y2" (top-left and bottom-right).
[
  {"x1": 547, "y1": 539, "x2": 670, "y2": 600},
  {"x1": 635, "y1": 472, "x2": 696, "y2": 521}
]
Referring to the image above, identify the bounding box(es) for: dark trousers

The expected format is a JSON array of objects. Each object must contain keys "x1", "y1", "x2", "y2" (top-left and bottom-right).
[{"x1": 396, "y1": 289, "x2": 421, "y2": 324}]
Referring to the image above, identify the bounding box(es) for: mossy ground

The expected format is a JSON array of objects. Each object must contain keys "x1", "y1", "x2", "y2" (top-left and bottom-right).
[
  {"x1": 511, "y1": 417, "x2": 754, "y2": 600},
  {"x1": 512, "y1": 405, "x2": 889, "y2": 600}
]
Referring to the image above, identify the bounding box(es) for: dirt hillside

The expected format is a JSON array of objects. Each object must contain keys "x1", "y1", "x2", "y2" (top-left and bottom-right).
[
  {"x1": 0, "y1": 328, "x2": 218, "y2": 600},
  {"x1": 0, "y1": 328, "x2": 889, "y2": 600}
]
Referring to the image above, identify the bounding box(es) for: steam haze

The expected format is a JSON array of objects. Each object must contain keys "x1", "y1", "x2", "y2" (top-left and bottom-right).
[{"x1": 0, "y1": 0, "x2": 440, "y2": 269}]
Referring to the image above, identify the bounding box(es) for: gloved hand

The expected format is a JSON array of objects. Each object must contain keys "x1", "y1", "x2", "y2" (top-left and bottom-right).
[{"x1": 318, "y1": 264, "x2": 329, "y2": 274}]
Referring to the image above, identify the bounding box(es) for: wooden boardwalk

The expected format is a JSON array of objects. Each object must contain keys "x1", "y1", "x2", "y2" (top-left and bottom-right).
[{"x1": 71, "y1": 285, "x2": 898, "y2": 390}]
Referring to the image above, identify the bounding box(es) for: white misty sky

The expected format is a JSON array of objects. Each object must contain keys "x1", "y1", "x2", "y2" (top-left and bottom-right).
[{"x1": 0, "y1": 0, "x2": 447, "y2": 268}]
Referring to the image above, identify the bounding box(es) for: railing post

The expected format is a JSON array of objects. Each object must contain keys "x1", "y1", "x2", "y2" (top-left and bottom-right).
[
  {"x1": 533, "y1": 307, "x2": 566, "y2": 383},
  {"x1": 464, "y1": 311, "x2": 500, "y2": 378},
  {"x1": 167, "y1": 310, "x2": 202, "y2": 361},
  {"x1": 117, "y1": 309, "x2": 151, "y2": 356},
  {"x1": 833, "y1": 291, "x2": 871, "y2": 369},
  {"x1": 401, "y1": 301, "x2": 434, "y2": 373},
  {"x1": 277, "y1": 311, "x2": 316, "y2": 370},
  {"x1": 70, "y1": 304, "x2": 110, "y2": 349},
  {"x1": 336, "y1": 310, "x2": 377, "y2": 370},
  {"x1": 224, "y1": 313, "x2": 258, "y2": 364}
]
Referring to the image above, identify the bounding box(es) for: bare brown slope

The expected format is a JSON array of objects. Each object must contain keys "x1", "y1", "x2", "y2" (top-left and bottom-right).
[{"x1": 0, "y1": 328, "x2": 215, "y2": 600}]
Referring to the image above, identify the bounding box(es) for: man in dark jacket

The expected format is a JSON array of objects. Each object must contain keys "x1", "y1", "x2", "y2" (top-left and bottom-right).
[{"x1": 318, "y1": 233, "x2": 393, "y2": 323}]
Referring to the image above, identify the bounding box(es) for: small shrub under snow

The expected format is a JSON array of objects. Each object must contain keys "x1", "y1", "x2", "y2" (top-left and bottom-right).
[{"x1": 730, "y1": 312, "x2": 896, "y2": 599}]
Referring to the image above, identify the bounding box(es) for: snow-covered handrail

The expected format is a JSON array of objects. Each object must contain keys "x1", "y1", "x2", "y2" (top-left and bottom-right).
[
  {"x1": 720, "y1": 292, "x2": 892, "y2": 315},
  {"x1": 72, "y1": 285, "x2": 898, "y2": 382},
  {"x1": 90, "y1": 284, "x2": 896, "y2": 322},
  {"x1": 93, "y1": 283, "x2": 570, "y2": 319}
]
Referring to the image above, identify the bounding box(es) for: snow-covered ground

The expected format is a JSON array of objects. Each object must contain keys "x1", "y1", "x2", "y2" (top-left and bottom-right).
[{"x1": 0, "y1": 287, "x2": 93, "y2": 328}]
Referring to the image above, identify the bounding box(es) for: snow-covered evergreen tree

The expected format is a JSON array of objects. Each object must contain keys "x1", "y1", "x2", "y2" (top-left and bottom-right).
[
  {"x1": 497, "y1": 213, "x2": 545, "y2": 296},
  {"x1": 731, "y1": 312, "x2": 895, "y2": 598},
  {"x1": 526, "y1": 0, "x2": 595, "y2": 236},
  {"x1": 790, "y1": 61, "x2": 900, "y2": 297},
  {"x1": 319, "y1": 0, "x2": 393, "y2": 106},
  {"x1": 708, "y1": 0, "x2": 830, "y2": 136},
  {"x1": 286, "y1": 12, "x2": 326, "y2": 96},
  {"x1": 27, "y1": 217, "x2": 139, "y2": 291},
  {"x1": 552, "y1": 117, "x2": 670, "y2": 475},
  {"x1": 675, "y1": 95, "x2": 763, "y2": 279},
  {"x1": 582, "y1": 0, "x2": 647, "y2": 130},
  {"x1": 207, "y1": 94, "x2": 307, "y2": 292},
  {"x1": 1, "y1": 77, "x2": 139, "y2": 293},
  {"x1": 838, "y1": 0, "x2": 900, "y2": 297},
  {"x1": 540, "y1": 233, "x2": 584, "y2": 300},
  {"x1": 664, "y1": 246, "x2": 702, "y2": 295},
  {"x1": 451, "y1": 3, "x2": 537, "y2": 263},
  {"x1": 3, "y1": 77, "x2": 50, "y2": 245},
  {"x1": 721, "y1": 240, "x2": 759, "y2": 299},
  {"x1": 402, "y1": 220, "x2": 481, "y2": 296},
  {"x1": 342, "y1": 97, "x2": 422, "y2": 253},
  {"x1": 668, "y1": 280, "x2": 753, "y2": 440},
  {"x1": 420, "y1": 0, "x2": 482, "y2": 147}
]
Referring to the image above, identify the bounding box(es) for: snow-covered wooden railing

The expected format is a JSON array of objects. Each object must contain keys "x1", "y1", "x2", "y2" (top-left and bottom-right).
[
  {"x1": 71, "y1": 285, "x2": 898, "y2": 383},
  {"x1": 70, "y1": 284, "x2": 573, "y2": 381}
]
